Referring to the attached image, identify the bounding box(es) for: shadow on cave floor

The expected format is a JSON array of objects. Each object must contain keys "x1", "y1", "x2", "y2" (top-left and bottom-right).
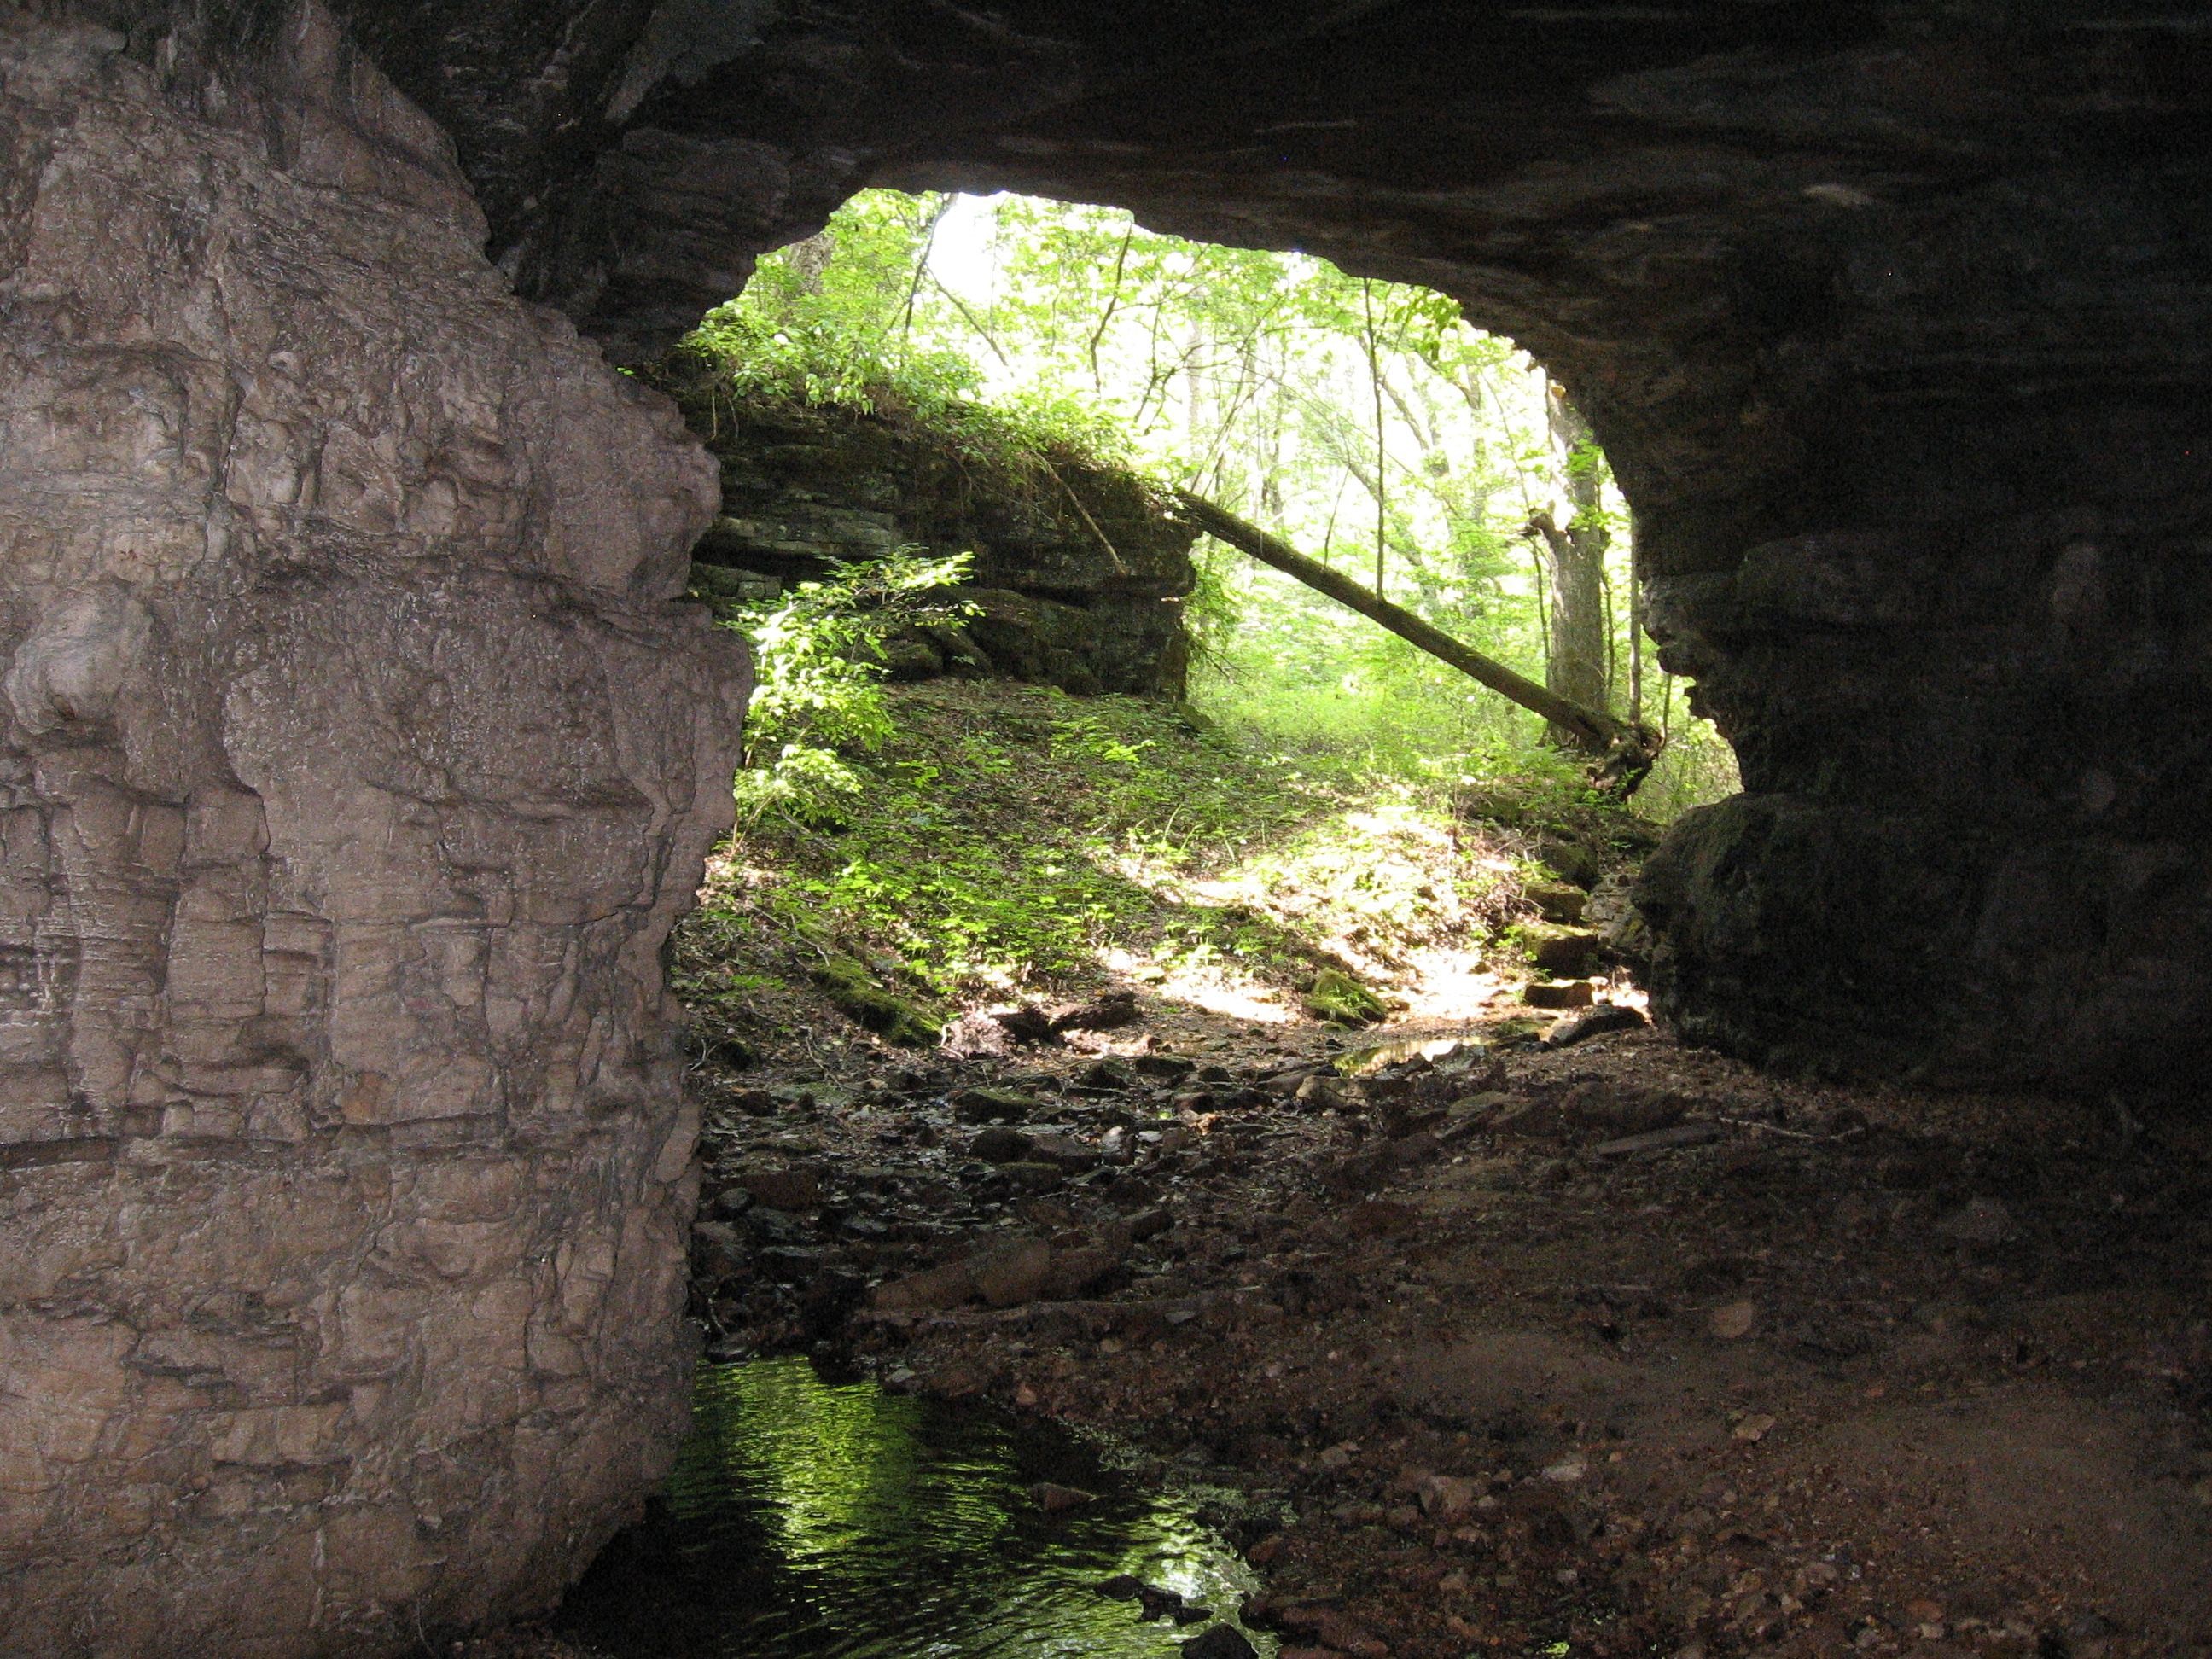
[{"x1": 461, "y1": 981, "x2": 2212, "y2": 1659}]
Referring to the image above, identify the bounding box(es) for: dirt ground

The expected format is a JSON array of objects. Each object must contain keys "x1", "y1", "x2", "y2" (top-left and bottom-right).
[{"x1": 657, "y1": 968, "x2": 2212, "y2": 1659}]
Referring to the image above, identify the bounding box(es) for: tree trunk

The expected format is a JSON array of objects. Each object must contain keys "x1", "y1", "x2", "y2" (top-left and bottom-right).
[
  {"x1": 1528, "y1": 386, "x2": 1612, "y2": 749},
  {"x1": 1173, "y1": 491, "x2": 1662, "y2": 795}
]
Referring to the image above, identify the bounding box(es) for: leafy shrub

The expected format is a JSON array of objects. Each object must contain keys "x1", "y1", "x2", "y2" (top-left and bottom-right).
[{"x1": 725, "y1": 550, "x2": 973, "y2": 825}]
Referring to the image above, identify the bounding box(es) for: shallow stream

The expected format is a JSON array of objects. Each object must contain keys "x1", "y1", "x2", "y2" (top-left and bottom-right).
[{"x1": 556, "y1": 1358, "x2": 1278, "y2": 1658}]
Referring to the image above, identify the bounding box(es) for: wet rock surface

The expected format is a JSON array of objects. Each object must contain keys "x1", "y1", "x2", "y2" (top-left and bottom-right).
[{"x1": 681, "y1": 994, "x2": 2212, "y2": 1659}]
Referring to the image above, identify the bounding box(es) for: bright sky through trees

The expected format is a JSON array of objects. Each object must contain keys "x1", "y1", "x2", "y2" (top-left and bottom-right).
[{"x1": 723, "y1": 189, "x2": 1737, "y2": 818}]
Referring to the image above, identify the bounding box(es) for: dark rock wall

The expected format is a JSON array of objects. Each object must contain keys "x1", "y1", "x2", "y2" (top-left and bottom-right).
[
  {"x1": 0, "y1": 9, "x2": 744, "y2": 1655},
  {"x1": 690, "y1": 405, "x2": 1196, "y2": 696}
]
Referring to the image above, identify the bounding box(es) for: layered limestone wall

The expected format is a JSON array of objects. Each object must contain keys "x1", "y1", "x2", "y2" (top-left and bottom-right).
[
  {"x1": 686, "y1": 399, "x2": 1196, "y2": 697},
  {"x1": 0, "y1": 10, "x2": 743, "y2": 1655}
]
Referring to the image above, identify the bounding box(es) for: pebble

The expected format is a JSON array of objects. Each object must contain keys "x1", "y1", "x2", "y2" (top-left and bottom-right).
[
  {"x1": 1137, "y1": 1582, "x2": 1186, "y2": 1621},
  {"x1": 1591, "y1": 1121, "x2": 1726, "y2": 1157},
  {"x1": 1106, "y1": 1175, "x2": 1163, "y2": 1210},
  {"x1": 1709, "y1": 1300, "x2": 1758, "y2": 1339},
  {"x1": 1544, "y1": 1002, "x2": 1649, "y2": 1048},
  {"x1": 952, "y1": 1086, "x2": 1040, "y2": 1124},
  {"x1": 968, "y1": 1126, "x2": 1034, "y2": 1162},
  {"x1": 1936, "y1": 1195, "x2": 2014, "y2": 1243},
  {"x1": 1180, "y1": 1627, "x2": 1258, "y2": 1659},
  {"x1": 1130, "y1": 1053, "x2": 1196, "y2": 1080},
  {"x1": 1415, "y1": 1473, "x2": 1478, "y2": 1519},
  {"x1": 1028, "y1": 1481, "x2": 1097, "y2": 1511},
  {"x1": 1341, "y1": 1199, "x2": 1419, "y2": 1239},
  {"x1": 740, "y1": 1165, "x2": 823, "y2": 1209}
]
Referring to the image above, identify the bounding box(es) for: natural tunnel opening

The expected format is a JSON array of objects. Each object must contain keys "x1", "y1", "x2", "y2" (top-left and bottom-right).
[
  {"x1": 5, "y1": 5, "x2": 2210, "y2": 1658},
  {"x1": 661, "y1": 185, "x2": 1738, "y2": 818},
  {"x1": 533, "y1": 189, "x2": 2212, "y2": 1659}
]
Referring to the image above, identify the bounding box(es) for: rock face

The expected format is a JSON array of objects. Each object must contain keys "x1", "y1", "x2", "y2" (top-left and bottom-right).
[
  {"x1": 687, "y1": 400, "x2": 1196, "y2": 696},
  {"x1": 6, "y1": 0, "x2": 2212, "y2": 1652},
  {"x1": 334, "y1": 0, "x2": 2212, "y2": 1092},
  {"x1": 0, "y1": 11, "x2": 744, "y2": 1656}
]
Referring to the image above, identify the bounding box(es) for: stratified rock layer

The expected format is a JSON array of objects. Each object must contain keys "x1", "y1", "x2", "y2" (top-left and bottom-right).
[
  {"x1": 687, "y1": 399, "x2": 1195, "y2": 696},
  {"x1": 0, "y1": 12, "x2": 743, "y2": 1655}
]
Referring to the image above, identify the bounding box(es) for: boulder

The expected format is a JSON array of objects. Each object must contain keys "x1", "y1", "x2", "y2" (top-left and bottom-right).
[
  {"x1": 1524, "y1": 923, "x2": 1604, "y2": 979},
  {"x1": 969, "y1": 1237, "x2": 1055, "y2": 1307},
  {"x1": 967, "y1": 1126, "x2": 1035, "y2": 1162},
  {"x1": 1525, "y1": 981, "x2": 1596, "y2": 1010},
  {"x1": 739, "y1": 1164, "x2": 825, "y2": 1209},
  {"x1": 872, "y1": 1260, "x2": 979, "y2": 1312},
  {"x1": 952, "y1": 1087, "x2": 1041, "y2": 1124}
]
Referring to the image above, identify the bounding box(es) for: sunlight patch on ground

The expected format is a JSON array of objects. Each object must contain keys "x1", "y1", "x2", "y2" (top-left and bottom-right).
[
  {"x1": 1392, "y1": 947, "x2": 1504, "y2": 1022},
  {"x1": 1103, "y1": 948, "x2": 1295, "y2": 1024},
  {"x1": 1098, "y1": 799, "x2": 1518, "y2": 1006}
]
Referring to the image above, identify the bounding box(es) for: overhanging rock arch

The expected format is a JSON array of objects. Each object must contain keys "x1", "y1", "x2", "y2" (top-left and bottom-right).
[
  {"x1": 359, "y1": 0, "x2": 2211, "y2": 1089},
  {"x1": 0, "y1": 3, "x2": 2205, "y2": 1654}
]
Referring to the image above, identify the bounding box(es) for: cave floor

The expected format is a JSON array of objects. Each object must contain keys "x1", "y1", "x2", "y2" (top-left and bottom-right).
[{"x1": 483, "y1": 991, "x2": 2212, "y2": 1659}]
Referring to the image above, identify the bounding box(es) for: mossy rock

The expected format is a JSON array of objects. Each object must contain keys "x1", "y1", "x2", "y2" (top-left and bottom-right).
[
  {"x1": 1303, "y1": 968, "x2": 1388, "y2": 1027},
  {"x1": 1518, "y1": 920, "x2": 1603, "y2": 978},
  {"x1": 808, "y1": 954, "x2": 942, "y2": 1047}
]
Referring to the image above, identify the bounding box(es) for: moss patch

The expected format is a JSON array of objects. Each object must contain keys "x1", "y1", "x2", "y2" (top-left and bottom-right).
[
  {"x1": 1302, "y1": 969, "x2": 1390, "y2": 1027},
  {"x1": 806, "y1": 955, "x2": 942, "y2": 1048}
]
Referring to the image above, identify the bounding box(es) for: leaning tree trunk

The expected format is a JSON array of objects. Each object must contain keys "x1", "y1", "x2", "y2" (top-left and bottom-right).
[
  {"x1": 1527, "y1": 387, "x2": 1612, "y2": 750},
  {"x1": 1173, "y1": 491, "x2": 1662, "y2": 795}
]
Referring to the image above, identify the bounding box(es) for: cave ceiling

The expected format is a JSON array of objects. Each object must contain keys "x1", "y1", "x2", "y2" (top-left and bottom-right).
[{"x1": 274, "y1": 0, "x2": 2208, "y2": 575}]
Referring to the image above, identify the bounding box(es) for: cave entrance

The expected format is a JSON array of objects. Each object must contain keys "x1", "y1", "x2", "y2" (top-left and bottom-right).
[{"x1": 664, "y1": 187, "x2": 1737, "y2": 822}]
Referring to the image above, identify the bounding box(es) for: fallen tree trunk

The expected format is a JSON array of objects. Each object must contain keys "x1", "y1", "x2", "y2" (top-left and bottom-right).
[{"x1": 1172, "y1": 489, "x2": 1663, "y2": 796}]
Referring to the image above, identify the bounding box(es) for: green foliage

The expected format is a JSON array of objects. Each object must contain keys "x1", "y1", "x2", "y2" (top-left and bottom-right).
[
  {"x1": 653, "y1": 190, "x2": 1150, "y2": 508},
  {"x1": 675, "y1": 185, "x2": 1739, "y2": 840},
  {"x1": 677, "y1": 684, "x2": 1523, "y2": 1019},
  {"x1": 1634, "y1": 713, "x2": 1743, "y2": 824},
  {"x1": 726, "y1": 550, "x2": 973, "y2": 824}
]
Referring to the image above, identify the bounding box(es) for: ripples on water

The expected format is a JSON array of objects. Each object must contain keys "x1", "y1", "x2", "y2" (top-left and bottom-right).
[{"x1": 556, "y1": 1357, "x2": 1277, "y2": 1658}]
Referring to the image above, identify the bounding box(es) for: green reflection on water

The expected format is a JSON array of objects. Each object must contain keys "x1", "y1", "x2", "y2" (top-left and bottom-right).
[{"x1": 556, "y1": 1357, "x2": 1276, "y2": 1659}]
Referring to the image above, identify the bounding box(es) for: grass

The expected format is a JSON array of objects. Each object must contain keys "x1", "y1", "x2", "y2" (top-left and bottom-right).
[{"x1": 668, "y1": 682, "x2": 1575, "y2": 1049}]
